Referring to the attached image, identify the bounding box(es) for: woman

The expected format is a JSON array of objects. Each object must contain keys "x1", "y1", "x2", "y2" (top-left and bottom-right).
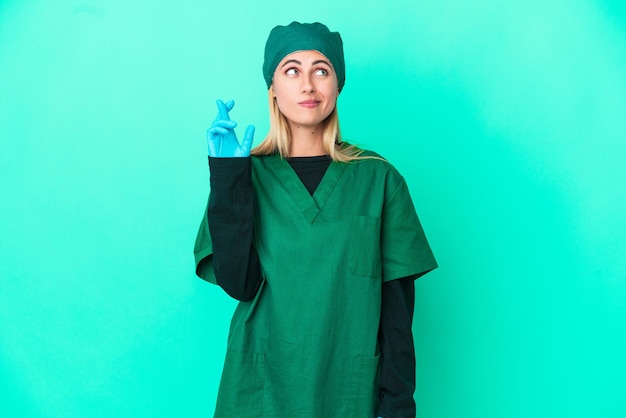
[{"x1": 194, "y1": 21, "x2": 437, "y2": 418}]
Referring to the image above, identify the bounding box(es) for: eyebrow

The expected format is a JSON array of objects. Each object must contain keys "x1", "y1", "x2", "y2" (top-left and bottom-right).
[
  {"x1": 280, "y1": 59, "x2": 332, "y2": 68},
  {"x1": 313, "y1": 59, "x2": 332, "y2": 67}
]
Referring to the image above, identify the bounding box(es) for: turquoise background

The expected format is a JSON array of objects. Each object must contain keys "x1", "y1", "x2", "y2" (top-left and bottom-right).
[{"x1": 1, "y1": 0, "x2": 625, "y2": 417}]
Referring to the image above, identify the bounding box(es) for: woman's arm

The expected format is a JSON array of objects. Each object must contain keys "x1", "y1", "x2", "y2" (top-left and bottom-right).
[
  {"x1": 205, "y1": 156, "x2": 262, "y2": 301},
  {"x1": 377, "y1": 276, "x2": 417, "y2": 418}
]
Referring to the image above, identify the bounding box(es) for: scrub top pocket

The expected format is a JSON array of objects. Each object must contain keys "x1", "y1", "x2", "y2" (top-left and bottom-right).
[
  {"x1": 348, "y1": 215, "x2": 382, "y2": 278},
  {"x1": 348, "y1": 354, "x2": 381, "y2": 417}
]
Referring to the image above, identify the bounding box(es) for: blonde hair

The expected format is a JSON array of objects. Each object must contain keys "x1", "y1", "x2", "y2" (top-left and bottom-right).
[{"x1": 251, "y1": 88, "x2": 368, "y2": 163}]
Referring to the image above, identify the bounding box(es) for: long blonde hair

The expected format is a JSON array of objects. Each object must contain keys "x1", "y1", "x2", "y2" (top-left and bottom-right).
[{"x1": 251, "y1": 89, "x2": 367, "y2": 163}]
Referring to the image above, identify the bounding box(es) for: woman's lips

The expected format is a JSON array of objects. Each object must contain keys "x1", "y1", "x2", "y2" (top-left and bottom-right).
[{"x1": 298, "y1": 100, "x2": 321, "y2": 108}]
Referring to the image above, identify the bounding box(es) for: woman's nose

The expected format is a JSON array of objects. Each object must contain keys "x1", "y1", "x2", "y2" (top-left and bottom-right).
[{"x1": 301, "y1": 75, "x2": 315, "y2": 93}]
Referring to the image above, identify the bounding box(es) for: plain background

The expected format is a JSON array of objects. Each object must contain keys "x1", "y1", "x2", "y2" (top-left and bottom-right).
[{"x1": 1, "y1": 0, "x2": 625, "y2": 417}]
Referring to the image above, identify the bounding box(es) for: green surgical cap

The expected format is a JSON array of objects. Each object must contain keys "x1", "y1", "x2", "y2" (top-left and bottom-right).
[{"x1": 263, "y1": 21, "x2": 345, "y2": 91}]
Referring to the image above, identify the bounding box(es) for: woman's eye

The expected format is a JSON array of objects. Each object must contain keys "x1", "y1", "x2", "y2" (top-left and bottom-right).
[
  {"x1": 315, "y1": 68, "x2": 329, "y2": 76},
  {"x1": 286, "y1": 68, "x2": 298, "y2": 75}
]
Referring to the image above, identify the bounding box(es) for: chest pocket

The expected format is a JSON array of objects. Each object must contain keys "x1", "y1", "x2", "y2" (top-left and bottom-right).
[{"x1": 348, "y1": 215, "x2": 382, "y2": 278}]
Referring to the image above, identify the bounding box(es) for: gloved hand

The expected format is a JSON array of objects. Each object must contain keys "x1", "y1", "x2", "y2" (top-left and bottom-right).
[{"x1": 206, "y1": 99, "x2": 255, "y2": 157}]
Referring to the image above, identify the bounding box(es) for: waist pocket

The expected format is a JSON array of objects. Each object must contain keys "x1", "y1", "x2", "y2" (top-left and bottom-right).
[
  {"x1": 349, "y1": 354, "x2": 381, "y2": 417},
  {"x1": 348, "y1": 215, "x2": 382, "y2": 278},
  {"x1": 214, "y1": 350, "x2": 265, "y2": 418}
]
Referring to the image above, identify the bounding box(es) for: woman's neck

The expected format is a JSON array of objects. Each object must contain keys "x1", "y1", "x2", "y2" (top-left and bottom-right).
[{"x1": 288, "y1": 124, "x2": 326, "y2": 157}]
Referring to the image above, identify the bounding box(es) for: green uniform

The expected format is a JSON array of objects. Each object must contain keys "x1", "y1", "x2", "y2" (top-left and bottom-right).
[{"x1": 194, "y1": 152, "x2": 437, "y2": 417}]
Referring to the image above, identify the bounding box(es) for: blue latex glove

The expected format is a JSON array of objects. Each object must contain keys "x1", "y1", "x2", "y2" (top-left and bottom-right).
[{"x1": 206, "y1": 99, "x2": 255, "y2": 157}]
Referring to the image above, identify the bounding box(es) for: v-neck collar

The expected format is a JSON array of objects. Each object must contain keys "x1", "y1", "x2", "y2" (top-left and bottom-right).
[{"x1": 266, "y1": 154, "x2": 347, "y2": 224}]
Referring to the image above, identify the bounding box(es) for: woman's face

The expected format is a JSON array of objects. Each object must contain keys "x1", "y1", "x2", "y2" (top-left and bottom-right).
[{"x1": 271, "y1": 50, "x2": 339, "y2": 131}]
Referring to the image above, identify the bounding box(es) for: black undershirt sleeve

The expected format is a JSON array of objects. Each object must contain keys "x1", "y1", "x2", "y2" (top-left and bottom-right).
[
  {"x1": 206, "y1": 155, "x2": 417, "y2": 417},
  {"x1": 377, "y1": 277, "x2": 417, "y2": 418},
  {"x1": 207, "y1": 157, "x2": 262, "y2": 301}
]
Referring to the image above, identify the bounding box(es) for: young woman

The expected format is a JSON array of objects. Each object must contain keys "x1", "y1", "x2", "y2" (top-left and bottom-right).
[{"x1": 194, "y1": 22, "x2": 437, "y2": 418}]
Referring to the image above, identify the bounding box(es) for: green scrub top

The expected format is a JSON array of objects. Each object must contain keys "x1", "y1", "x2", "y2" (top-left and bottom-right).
[{"x1": 194, "y1": 152, "x2": 437, "y2": 418}]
